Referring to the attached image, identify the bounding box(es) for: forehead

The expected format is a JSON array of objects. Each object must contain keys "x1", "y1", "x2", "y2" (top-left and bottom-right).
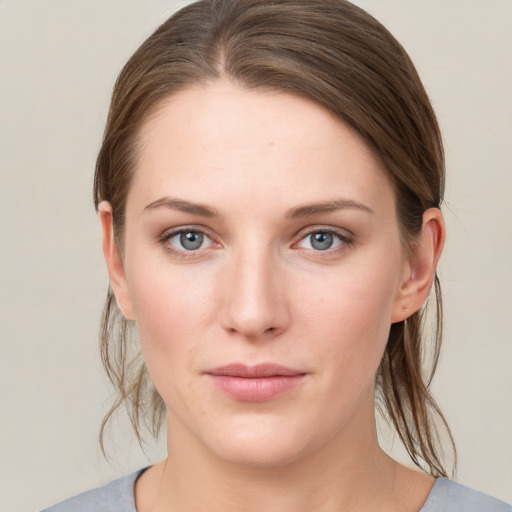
[{"x1": 129, "y1": 81, "x2": 395, "y2": 216}]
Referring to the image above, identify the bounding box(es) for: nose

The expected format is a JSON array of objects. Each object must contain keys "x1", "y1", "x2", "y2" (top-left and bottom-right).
[{"x1": 219, "y1": 244, "x2": 290, "y2": 341}]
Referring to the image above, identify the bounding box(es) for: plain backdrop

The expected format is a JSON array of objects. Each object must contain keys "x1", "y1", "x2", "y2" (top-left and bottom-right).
[{"x1": 0, "y1": 1, "x2": 511, "y2": 510}]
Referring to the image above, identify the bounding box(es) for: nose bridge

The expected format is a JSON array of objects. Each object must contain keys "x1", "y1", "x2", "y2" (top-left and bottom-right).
[{"x1": 221, "y1": 237, "x2": 287, "y2": 339}]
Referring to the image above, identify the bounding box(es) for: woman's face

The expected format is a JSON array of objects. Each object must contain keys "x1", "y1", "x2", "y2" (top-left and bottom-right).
[{"x1": 108, "y1": 82, "x2": 417, "y2": 467}]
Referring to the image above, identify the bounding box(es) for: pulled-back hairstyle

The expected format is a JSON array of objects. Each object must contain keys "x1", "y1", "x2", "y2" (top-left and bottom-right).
[{"x1": 95, "y1": 0, "x2": 455, "y2": 476}]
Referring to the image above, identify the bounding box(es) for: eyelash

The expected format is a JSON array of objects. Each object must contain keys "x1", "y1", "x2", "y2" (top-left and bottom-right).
[
  {"x1": 158, "y1": 226, "x2": 353, "y2": 259},
  {"x1": 158, "y1": 227, "x2": 217, "y2": 259},
  {"x1": 293, "y1": 228, "x2": 353, "y2": 254}
]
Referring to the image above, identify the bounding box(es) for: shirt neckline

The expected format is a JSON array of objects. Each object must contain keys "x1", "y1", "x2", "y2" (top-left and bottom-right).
[{"x1": 127, "y1": 469, "x2": 443, "y2": 512}]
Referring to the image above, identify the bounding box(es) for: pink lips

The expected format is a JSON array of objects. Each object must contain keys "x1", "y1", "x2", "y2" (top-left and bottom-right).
[{"x1": 205, "y1": 363, "x2": 306, "y2": 402}]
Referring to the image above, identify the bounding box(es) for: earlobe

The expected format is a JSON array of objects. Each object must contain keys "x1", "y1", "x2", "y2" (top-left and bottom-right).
[
  {"x1": 391, "y1": 208, "x2": 445, "y2": 323},
  {"x1": 98, "y1": 201, "x2": 135, "y2": 320}
]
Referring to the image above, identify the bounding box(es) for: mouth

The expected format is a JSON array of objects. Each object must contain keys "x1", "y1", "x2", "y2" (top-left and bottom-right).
[{"x1": 204, "y1": 363, "x2": 307, "y2": 402}]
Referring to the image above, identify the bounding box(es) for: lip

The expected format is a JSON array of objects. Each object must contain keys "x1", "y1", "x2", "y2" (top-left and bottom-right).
[{"x1": 204, "y1": 363, "x2": 307, "y2": 402}]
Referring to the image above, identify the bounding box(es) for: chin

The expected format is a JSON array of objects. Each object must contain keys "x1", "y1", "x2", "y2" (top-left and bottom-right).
[
  {"x1": 215, "y1": 438, "x2": 307, "y2": 469},
  {"x1": 201, "y1": 414, "x2": 325, "y2": 469}
]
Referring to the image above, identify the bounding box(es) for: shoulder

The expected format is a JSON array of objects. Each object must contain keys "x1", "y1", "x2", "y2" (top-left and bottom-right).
[
  {"x1": 39, "y1": 468, "x2": 145, "y2": 512},
  {"x1": 421, "y1": 477, "x2": 511, "y2": 512}
]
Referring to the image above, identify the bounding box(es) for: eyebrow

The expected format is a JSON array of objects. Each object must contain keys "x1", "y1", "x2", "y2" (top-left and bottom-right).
[
  {"x1": 286, "y1": 199, "x2": 374, "y2": 219},
  {"x1": 144, "y1": 197, "x2": 219, "y2": 217},
  {"x1": 143, "y1": 196, "x2": 374, "y2": 219}
]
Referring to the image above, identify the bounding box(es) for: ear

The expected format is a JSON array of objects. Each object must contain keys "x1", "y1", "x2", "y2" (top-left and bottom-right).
[
  {"x1": 391, "y1": 208, "x2": 445, "y2": 323},
  {"x1": 98, "y1": 201, "x2": 135, "y2": 320}
]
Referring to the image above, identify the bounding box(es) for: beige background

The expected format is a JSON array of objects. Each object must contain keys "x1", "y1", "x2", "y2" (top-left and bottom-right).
[{"x1": 0, "y1": 1, "x2": 510, "y2": 510}]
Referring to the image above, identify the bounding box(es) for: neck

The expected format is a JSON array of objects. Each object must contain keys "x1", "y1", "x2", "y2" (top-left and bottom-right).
[{"x1": 136, "y1": 391, "x2": 432, "y2": 512}]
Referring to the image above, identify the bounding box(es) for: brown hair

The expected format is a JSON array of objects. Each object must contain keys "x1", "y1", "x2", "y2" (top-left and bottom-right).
[{"x1": 95, "y1": 0, "x2": 456, "y2": 476}]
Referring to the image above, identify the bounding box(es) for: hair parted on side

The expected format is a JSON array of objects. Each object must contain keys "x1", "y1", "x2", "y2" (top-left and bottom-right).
[{"x1": 95, "y1": 0, "x2": 456, "y2": 476}]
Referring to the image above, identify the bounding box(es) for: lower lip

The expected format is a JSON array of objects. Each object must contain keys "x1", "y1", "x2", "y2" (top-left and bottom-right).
[{"x1": 207, "y1": 375, "x2": 305, "y2": 402}]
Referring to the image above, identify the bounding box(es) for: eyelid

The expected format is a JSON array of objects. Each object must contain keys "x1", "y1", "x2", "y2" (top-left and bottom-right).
[
  {"x1": 292, "y1": 225, "x2": 354, "y2": 251},
  {"x1": 156, "y1": 224, "x2": 353, "y2": 257},
  {"x1": 294, "y1": 225, "x2": 353, "y2": 241},
  {"x1": 158, "y1": 225, "x2": 220, "y2": 256}
]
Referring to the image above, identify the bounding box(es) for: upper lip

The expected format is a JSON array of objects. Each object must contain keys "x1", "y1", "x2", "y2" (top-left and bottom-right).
[{"x1": 205, "y1": 363, "x2": 305, "y2": 378}]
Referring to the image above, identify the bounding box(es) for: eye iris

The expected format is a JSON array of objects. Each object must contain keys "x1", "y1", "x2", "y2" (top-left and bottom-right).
[
  {"x1": 311, "y1": 232, "x2": 333, "y2": 250},
  {"x1": 180, "y1": 231, "x2": 204, "y2": 250}
]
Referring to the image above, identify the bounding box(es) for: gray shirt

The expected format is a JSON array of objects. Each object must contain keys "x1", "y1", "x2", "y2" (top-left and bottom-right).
[{"x1": 41, "y1": 469, "x2": 511, "y2": 512}]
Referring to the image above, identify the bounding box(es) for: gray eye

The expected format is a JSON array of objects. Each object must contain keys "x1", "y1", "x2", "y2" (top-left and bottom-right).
[
  {"x1": 180, "y1": 231, "x2": 204, "y2": 250},
  {"x1": 310, "y1": 232, "x2": 334, "y2": 250}
]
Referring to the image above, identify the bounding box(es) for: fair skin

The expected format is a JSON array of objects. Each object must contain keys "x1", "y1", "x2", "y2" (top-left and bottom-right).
[{"x1": 100, "y1": 82, "x2": 445, "y2": 512}]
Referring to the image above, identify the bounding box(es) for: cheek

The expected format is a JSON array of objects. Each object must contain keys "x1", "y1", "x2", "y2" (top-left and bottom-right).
[
  {"x1": 123, "y1": 232, "x2": 404, "y2": 408},
  {"x1": 124, "y1": 256, "x2": 217, "y2": 373},
  {"x1": 300, "y1": 255, "x2": 402, "y2": 382},
  {"x1": 125, "y1": 268, "x2": 216, "y2": 418}
]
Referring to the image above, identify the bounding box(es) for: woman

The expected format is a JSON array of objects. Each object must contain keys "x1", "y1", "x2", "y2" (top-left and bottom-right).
[{"x1": 42, "y1": 0, "x2": 511, "y2": 510}]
